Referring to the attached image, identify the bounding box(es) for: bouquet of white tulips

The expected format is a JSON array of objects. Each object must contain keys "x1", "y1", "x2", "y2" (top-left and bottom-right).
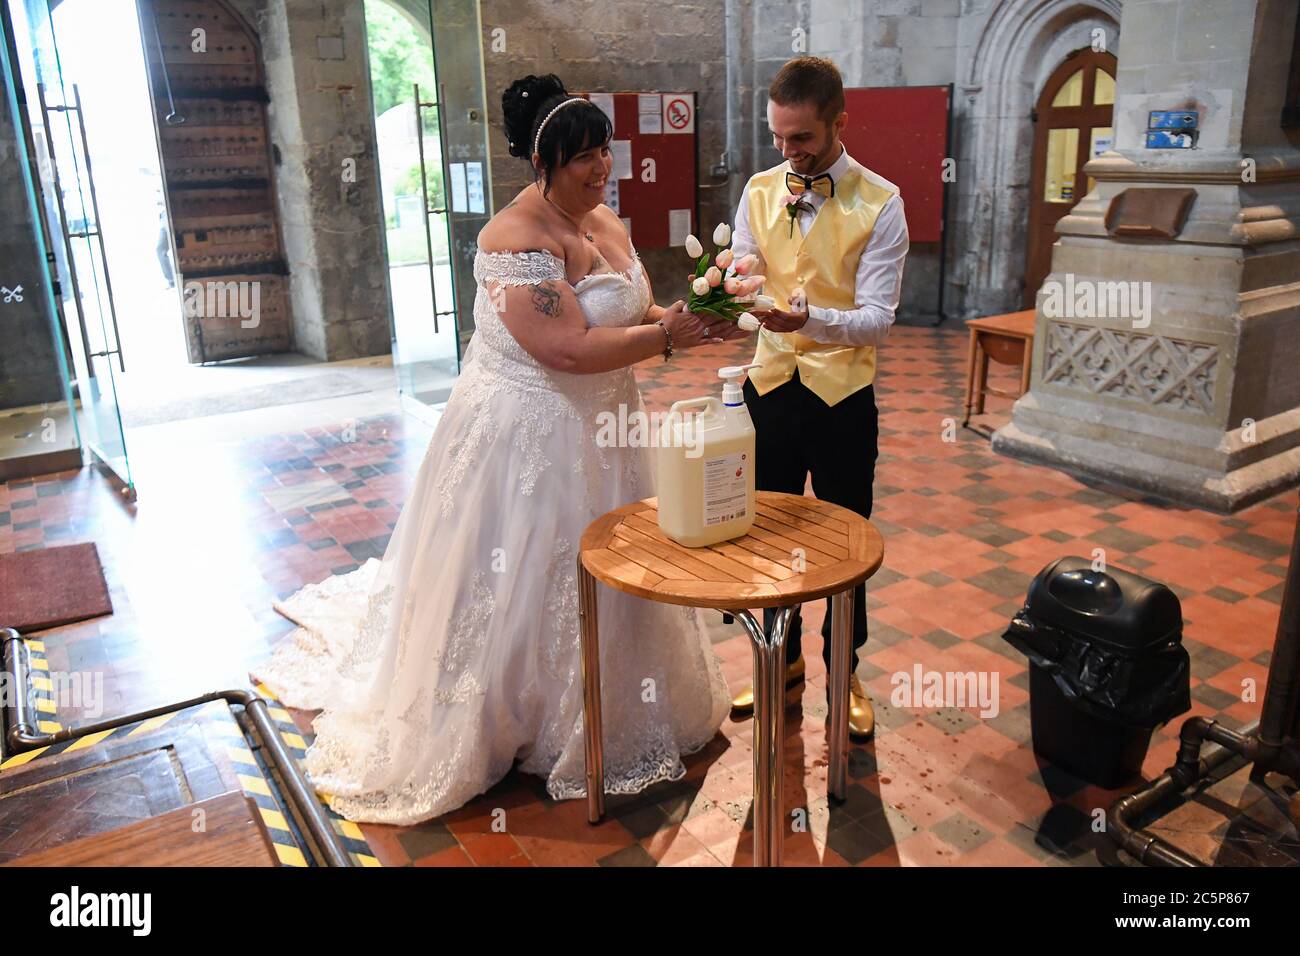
[{"x1": 684, "y1": 223, "x2": 773, "y2": 332}]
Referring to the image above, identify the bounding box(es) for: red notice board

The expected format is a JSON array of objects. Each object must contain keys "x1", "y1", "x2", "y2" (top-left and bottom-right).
[
  {"x1": 840, "y1": 86, "x2": 950, "y2": 243},
  {"x1": 579, "y1": 91, "x2": 697, "y2": 249}
]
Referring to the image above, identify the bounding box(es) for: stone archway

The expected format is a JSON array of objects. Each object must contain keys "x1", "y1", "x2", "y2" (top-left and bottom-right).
[
  {"x1": 381, "y1": 0, "x2": 435, "y2": 44},
  {"x1": 952, "y1": 0, "x2": 1121, "y2": 318}
]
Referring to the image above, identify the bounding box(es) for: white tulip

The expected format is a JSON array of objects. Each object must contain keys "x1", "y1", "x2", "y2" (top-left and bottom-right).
[
  {"x1": 691, "y1": 276, "x2": 710, "y2": 296},
  {"x1": 737, "y1": 312, "x2": 761, "y2": 332},
  {"x1": 684, "y1": 234, "x2": 703, "y2": 258},
  {"x1": 753, "y1": 294, "x2": 776, "y2": 311},
  {"x1": 713, "y1": 223, "x2": 731, "y2": 246}
]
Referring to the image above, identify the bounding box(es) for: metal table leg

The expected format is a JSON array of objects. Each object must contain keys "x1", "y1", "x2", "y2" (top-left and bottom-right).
[
  {"x1": 827, "y1": 587, "x2": 854, "y2": 801},
  {"x1": 577, "y1": 559, "x2": 604, "y2": 823},
  {"x1": 735, "y1": 606, "x2": 795, "y2": 867}
]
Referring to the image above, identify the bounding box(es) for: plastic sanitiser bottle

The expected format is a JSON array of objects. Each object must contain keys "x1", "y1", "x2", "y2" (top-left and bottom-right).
[{"x1": 656, "y1": 364, "x2": 761, "y2": 547}]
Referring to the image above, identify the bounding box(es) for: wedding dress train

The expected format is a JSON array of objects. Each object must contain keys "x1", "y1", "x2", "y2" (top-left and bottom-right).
[{"x1": 252, "y1": 246, "x2": 731, "y2": 825}]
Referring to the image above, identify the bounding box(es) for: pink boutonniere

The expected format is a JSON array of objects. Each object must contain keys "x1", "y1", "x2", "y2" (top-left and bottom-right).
[{"x1": 782, "y1": 193, "x2": 815, "y2": 238}]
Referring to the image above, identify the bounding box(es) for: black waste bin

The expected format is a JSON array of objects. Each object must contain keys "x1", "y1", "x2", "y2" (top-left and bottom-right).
[{"x1": 1003, "y1": 556, "x2": 1191, "y2": 788}]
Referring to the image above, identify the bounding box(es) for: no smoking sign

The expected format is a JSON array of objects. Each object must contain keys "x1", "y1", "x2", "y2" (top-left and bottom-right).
[{"x1": 662, "y1": 94, "x2": 694, "y2": 134}]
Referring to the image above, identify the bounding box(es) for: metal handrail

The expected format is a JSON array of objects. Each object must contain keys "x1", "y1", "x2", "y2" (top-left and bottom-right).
[
  {"x1": 1108, "y1": 494, "x2": 1300, "y2": 865},
  {"x1": 1, "y1": 628, "x2": 354, "y2": 867}
]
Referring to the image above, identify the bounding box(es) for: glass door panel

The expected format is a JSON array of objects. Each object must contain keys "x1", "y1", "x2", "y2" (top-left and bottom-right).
[
  {"x1": 0, "y1": 7, "x2": 80, "y2": 474},
  {"x1": 364, "y1": 0, "x2": 491, "y2": 411},
  {"x1": 365, "y1": 0, "x2": 457, "y2": 409},
  {"x1": 8, "y1": 0, "x2": 139, "y2": 496}
]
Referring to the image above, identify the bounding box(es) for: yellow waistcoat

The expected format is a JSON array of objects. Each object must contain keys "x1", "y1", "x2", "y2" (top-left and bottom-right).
[{"x1": 747, "y1": 162, "x2": 897, "y2": 406}]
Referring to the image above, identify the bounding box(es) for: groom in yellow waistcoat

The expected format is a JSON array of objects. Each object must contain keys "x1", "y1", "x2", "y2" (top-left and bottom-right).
[{"x1": 729, "y1": 56, "x2": 909, "y2": 739}]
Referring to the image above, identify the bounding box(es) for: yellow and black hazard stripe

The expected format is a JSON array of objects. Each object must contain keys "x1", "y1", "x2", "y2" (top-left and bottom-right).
[
  {"x1": 0, "y1": 702, "x2": 189, "y2": 769},
  {"x1": 24, "y1": 638, "x2": 63, "y2": 735},
  {"x1": 2, "y1": 645, "x2": 379, "y2": 867},
  {"x1": 251, "y1": 683, "x2": 380, "y2": 867}
]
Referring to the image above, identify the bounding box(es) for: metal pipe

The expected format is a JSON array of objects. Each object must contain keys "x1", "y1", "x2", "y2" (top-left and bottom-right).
[
  {"x1": 145, "y1": 1, "x2": 185, "y2": 125},
  {"x1": 1108, "y1": 493, "x2": 1300, "y2": 865},
  {"x1": 718, "y1": 0, "x2": 741, "y2": 206},
  {"x1": 766, "y1": 606, "x2": 793, "y2": 861},
  {"x1": 2, "y1": 628, "x2": 353, "y2": 866},
  {"x1": 69, "y1": 84, "x2": 127, "y2": 376},
  {"x1": 1108, "y1": 727, "x2": 1249, "y2": 867},
  {"x1": 735, "y1": 610, "x2": 770, "y2": 863},
  {"x1": 577, "y1": 559, "x2": 605, "y2": 823},
  {"x1": 827, "y1": 587, "x2": 853, "y2": 801},
  {"x1": 738, "y1": 606, "x2": 793, "y2": 867},
  {"x1": 34, "y1": 81, "x2": 95, "y2": 379}
]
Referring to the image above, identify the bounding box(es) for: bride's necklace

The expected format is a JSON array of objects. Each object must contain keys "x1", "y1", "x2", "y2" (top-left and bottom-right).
[{"x1": 537, "y1": 183, "x2": 595, "y2": 242}]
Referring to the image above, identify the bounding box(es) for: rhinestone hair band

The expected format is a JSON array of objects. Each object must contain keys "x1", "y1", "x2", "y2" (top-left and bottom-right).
[{"x1": 531, "y1": 97, "x2": 588, "y2": 157}]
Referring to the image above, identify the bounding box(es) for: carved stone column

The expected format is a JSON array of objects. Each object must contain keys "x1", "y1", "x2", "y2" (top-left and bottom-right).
[{"x1": 993, "y1": 0, "x2": 1300, "y2": 512}]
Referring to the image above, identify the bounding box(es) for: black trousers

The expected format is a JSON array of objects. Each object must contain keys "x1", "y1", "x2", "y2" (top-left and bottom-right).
[{"x1": 743, "y1": 372, "x2": 877, "y2": 671}]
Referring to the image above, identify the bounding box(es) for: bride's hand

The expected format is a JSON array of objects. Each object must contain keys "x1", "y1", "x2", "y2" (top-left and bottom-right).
[{"x1": 659, "y1": 300, "x2": 752, "y2": 349}]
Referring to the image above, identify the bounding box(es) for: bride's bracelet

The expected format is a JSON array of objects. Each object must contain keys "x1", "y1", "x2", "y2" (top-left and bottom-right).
[{"x1": 655, "y1": 319, "x2": 673, "y2": 361}]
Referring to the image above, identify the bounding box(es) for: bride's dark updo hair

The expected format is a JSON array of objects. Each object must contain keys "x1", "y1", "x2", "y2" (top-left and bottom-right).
[{"x1": 502, "y1": 74, "x2": 612, "y2": 197}]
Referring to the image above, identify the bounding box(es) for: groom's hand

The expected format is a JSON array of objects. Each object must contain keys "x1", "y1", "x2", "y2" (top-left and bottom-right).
[{"x1": 752, "y1": 307, "x2": 808, "y2": 333}]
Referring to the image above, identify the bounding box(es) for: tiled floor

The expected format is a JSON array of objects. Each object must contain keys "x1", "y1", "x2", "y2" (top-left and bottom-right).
[{"x1": 3, "y1": 325, "x2": 1296, "y2": 866}]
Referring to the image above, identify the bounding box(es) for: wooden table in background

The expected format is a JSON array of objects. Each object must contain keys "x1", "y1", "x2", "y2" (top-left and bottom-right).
[
  {"x1": 578, "y1": 491, "x2": 884, "y2": 866},
  {"x1": 963, "y1": 309, "x2": 1037, "y2": 425}
]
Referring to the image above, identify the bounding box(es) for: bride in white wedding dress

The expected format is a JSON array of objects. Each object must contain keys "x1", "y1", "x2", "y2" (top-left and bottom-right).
[{"x1": 251, "y1": 74, "x2": 750, "y2": 825}]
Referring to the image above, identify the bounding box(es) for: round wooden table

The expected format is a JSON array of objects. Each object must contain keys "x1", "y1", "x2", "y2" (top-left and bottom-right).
[{"x1": 577, "y1": 491, "x2": 884, "y2": 866}]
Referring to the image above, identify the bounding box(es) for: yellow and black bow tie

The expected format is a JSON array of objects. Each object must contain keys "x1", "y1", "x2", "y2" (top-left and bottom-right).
[{"x1": 785, "y1": 171, "x2": 835, "y2": 199}]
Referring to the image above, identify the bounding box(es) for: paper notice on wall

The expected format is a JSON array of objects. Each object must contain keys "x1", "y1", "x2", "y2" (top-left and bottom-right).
[
  {"x1": 610, "y1": 139, "x2": 632, "y2": 180},
  {"x1": 449, "y1": 163, "x2": 468, "y2": 213},
  {"x1": 588, "y1": 92, "x2": 615, "y2": 132},
  {"x1": 465, "y1": 162, "x2": 485, "y2": 214},
  {"x1": 638, "y1": 93, "x2": 662, "y2": 134},
  {"x1": 668, "y1": 208, "x2": 691, "y2": 247},
  {"x1": 603, "y1": 179, "x2": 620, "y2": 214}
]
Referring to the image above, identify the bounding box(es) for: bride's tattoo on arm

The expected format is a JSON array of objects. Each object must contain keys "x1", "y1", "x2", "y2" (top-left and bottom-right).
[{"x1": 530, "y1": 283, "x2": 562, "y2": 317}]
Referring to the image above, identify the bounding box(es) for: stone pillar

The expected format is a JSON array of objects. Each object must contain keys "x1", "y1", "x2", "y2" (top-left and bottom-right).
[
  {"x1": 993, "y1": 0, "x2": 1300, "y2": 512},
  {"x1": 255, "y1": 0, "x2": 391, "y2": 361}
]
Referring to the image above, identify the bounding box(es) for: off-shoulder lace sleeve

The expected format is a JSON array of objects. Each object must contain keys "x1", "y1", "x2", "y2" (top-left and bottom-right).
[{"x1": 473, "y1": 249, "x2": 566, "y2": 286}]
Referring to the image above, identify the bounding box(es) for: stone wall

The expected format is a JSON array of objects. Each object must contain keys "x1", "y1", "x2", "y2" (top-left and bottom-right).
[
  {"x1": 478, "y1": 0, "x2": 741, "y2": 302},
  {"x1": 807, "y1": 0, "x2": 960, "y2": 318},
  {"x1": 244, "y1": 0, "x2": 391, "y2": 361},
  {"x1": 806, "y1": 0, "x2": 1122, "y2": 320}
]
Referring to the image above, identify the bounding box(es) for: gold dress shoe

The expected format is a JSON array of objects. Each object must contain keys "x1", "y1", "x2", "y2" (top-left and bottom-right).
[
  {"x1": 731, "y1": 656, "x2": 805, "y2": 715},
  {"x1": 849, "y1": 675, "x2": 875, "y2": 740}
]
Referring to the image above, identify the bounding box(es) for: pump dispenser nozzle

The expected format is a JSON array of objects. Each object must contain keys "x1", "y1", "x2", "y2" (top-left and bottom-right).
[{"x1": 719, "y1": 363, "x2": 761, "y2": 406}]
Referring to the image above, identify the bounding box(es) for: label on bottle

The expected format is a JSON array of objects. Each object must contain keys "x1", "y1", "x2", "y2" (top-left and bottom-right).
[{"x1": 703, "y1": 451, "x2": 748, "y2": 526}]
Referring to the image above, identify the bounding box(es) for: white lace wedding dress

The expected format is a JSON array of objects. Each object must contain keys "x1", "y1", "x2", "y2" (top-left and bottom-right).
[{"x1": 251, "y1": 245, "x2": 731, "y2": 826}]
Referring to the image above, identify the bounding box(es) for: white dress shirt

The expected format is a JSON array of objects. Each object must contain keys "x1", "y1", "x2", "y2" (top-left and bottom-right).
[{"x1": 730, "y1": 145, "x2": 909, "y2": 348}]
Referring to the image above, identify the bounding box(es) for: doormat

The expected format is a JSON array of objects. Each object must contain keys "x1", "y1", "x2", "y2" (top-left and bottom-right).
[
  {"x1": 119, "y1": 371, "x2": 376, "y2": 428},
  {"x1": 0, "y1": 542, "x2": 112, "y2": 633}
]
